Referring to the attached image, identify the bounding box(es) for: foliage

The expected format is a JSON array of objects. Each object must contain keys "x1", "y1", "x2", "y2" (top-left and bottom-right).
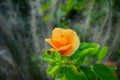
[
  {"x1": 41, "y1": 42, "x2": 118, "y2": 80},
  {"x1": 0, "y1": 0, "x2": 120, "y2": 80}
]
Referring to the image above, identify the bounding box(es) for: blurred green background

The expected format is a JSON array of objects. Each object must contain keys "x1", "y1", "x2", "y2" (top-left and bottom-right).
[{"x1": 0, "y1": 0, "x2": 120, "y2": 80}]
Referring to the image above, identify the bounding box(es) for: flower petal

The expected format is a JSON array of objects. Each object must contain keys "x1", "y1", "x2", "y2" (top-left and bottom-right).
[
  {"x1": 45, "y1": 39, "x2": 58, "y2": 49},
  {"x1": 45, "y1": 28, "x2": 80, "y2": 56}
]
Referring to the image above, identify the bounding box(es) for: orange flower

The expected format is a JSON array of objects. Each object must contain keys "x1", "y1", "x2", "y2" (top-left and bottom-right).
[{"x1": 45, "y1": 28, "x2": 80, "y2": 56}]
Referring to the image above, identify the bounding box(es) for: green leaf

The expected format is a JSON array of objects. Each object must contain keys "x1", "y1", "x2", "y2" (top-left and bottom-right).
[
  {"x1": 80, "y1": 66, "x2": 97, "y2": 80},
  {"x1": 47, "y1": 65, "x2": 60, "y2": 77},
  {"x1": 79, "y1": 42, "x2": 100, "y2": 51},
  {"x1": 79, "y1": 48, "x2": 95, "y2": 56},
  {"x1": 72, "y1": 42, "x2": 100, "y2": 58},
  {"x1": 55, "y1": 67, "x2": 70, "y2": 80},
  {"x1": 97, "y1": 46, "x2": 108, "y2": 61},
  {"x1": 73, "y1": 56, "x2": 85, "y2": 66},
  {"x1": 73, "y1": 48, "x2": 95, "y2": 64},
  {"x1": 71, "y1": 42, "x2": 100, "y2": 66},
  {"x1": 108, "y1": 66, "x2": 117, "y2": 71},
  {"x1": 55, "y1": 70, "x2": 64, "y2": 80},
  {"x1": 93, "y1": 64, "x2": 117, "y2": 80},
  {"x1": 41, "y1": 50, "x2": 61, "y2": 63},
  {"x1": 64, "y1": 66, "x2": 87, "y2": 80}
]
